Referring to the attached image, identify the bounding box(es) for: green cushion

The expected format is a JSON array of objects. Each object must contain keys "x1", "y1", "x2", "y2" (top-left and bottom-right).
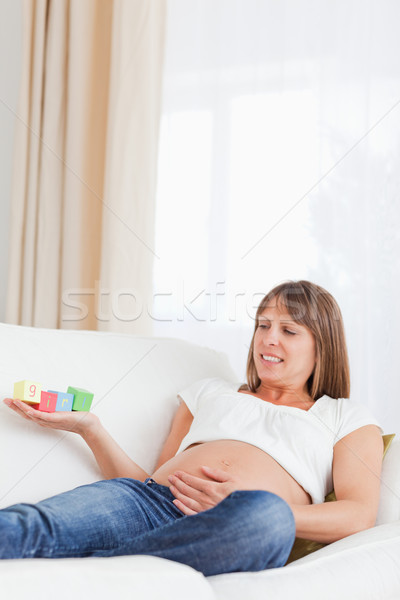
[{"x1": 285, "y1": 433, "x2": 395, "y2": 565}]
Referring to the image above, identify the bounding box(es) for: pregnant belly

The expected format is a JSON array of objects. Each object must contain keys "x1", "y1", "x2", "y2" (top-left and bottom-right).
[{"x1": 151, "y1": 440, "x2": 312, "y2": 505}]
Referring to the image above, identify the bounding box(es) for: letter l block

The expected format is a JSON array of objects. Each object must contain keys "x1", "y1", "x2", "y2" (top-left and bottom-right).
[{"x1": 67, "y1": 386, "x2": 94, "y2": 412}]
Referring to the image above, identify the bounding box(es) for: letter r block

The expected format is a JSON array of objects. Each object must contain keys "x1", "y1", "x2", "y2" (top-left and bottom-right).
[
  {"x1": 67, "y1": 386, "x2": 94, "y2": 412},
  {"x1": 39, "y1": 391, "x2": 58, "y2": 413},
  {"x1": 13, "y1": 380, "x2": 42, "y2": 404},
  {"x1": 48, "y1": 391, "x2": 74, "y2": 412}
]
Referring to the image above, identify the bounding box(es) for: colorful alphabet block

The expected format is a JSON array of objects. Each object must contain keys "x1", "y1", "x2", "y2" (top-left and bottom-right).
[
  {"x1": 48, "y1": 391, "x2": 74, "y2": 412},
  {"x1": 67, "y1": 386, "x2": 94, "y2": 412},
  {"x1": 13, "y1": 380, "x2": 42, "y2": 404},
  {"x1": 13, "y1": 380, "x2": 94, "y2": 413},
  {"x1": 39, "y1": 391, "x2": 58, "y2": 413}
]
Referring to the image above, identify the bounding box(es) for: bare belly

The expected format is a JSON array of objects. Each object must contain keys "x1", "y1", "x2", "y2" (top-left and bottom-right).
[{"x1": 151, "y1": 440, "x2": 312, "y2": 505}]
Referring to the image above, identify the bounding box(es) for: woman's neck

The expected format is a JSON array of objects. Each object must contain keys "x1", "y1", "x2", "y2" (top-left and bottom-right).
[{"x1": 254, "y1": 383, "x2": 313, "y2": 406}]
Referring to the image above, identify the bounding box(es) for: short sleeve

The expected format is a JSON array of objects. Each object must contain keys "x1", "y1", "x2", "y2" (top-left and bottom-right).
[
  {"x1": 177, "y1": 378, "x2": 217, "y2": 416},
  {"x1": 334, "y1": 398, "x2": 384, "y2": 443}
]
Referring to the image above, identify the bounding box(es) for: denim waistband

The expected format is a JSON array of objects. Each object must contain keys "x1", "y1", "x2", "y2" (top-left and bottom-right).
[
  {"x1": 145, "y1": 477, "x2": 163, "y2": 486},
  {"x1": 144, "y1": 477, "x2": 174, "y2": 498}
]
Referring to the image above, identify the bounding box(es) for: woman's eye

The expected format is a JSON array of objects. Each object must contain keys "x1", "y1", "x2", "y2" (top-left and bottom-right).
[{"x1": 258, "y1": 324, "x2": 295, "y2": 335}]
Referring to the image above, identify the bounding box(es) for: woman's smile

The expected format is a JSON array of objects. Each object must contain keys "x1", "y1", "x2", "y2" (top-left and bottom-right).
[{"x1": 260, "y1": 354, "x2": 284, "y2": 365}]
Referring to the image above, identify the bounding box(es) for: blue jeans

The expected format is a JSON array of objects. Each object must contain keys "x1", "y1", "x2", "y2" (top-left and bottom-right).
[{"x1": 0, "y1": 478, "x2": 295, "y2": 576}]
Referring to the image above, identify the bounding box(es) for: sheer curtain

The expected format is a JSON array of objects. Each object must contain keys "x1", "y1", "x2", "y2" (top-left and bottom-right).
[{"x1": 153, "y1": 0, "x2": 400, "y2": 435}]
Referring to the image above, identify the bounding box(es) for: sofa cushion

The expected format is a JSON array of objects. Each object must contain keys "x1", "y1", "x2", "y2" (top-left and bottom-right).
[
  {"x1": 376, "y1": 437, "x2": 400, "y2": 525},
  {"x1": 0, "y1": 555, "x2": 216, "y2": 600},
  {"x1": 209, "y1": 520, "x2": 400, "y2": 600}
]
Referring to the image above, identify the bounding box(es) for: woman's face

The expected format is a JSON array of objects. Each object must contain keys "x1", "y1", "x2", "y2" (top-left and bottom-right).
[{"x1": 253, "y1": 302, "x2": 316, "y2": 394}]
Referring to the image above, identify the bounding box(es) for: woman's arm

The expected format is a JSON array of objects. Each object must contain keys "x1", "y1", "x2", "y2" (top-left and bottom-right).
[
  {"x1": 81, "y1": 418, "x2": 150, "y2": 481},
  {"x1": 152, "y1": 399, "x2": 194, "y2": 472},
  {"x1": 85, "y1": 399, "x2": 193, "y2": 479},
  {"x1": 289, "y1": 424, "x2": 384, "y2": 543},
  {"x1": 3, "y1": 398, "x2": 150, "y2": 481}
]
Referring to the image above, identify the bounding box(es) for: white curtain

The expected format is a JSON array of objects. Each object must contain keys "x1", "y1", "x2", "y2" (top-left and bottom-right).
[
  {"x1": 153, "y1": 0, "x2": 400, "y2": 435},
  {"x1": 6, "y1": 0, "x2": 165, "y2": 335}
]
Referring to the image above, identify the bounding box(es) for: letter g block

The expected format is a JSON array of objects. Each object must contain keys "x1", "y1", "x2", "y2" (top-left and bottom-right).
[{"x1": 13, "y1": 380, "x2": 42, "y2": 405}]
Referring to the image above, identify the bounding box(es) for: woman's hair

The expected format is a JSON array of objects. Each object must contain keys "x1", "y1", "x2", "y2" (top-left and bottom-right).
[{"x1": 243, "y1": 280, "x2": 350, "y2": 400}]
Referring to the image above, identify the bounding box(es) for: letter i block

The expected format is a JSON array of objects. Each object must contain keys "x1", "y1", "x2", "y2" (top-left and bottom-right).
[
  {"x1": 67, "y1": 386, "x2": 94, "y2": 412},
  {"x1": 48, "y1": 391, "x2": 74, "y2": 412},
  {"x1": 13, "y1": 380, "x2": 42, "y2": 405},
  {"x1": 39, "y1": 391, "x2": 58, "y2": 413}
]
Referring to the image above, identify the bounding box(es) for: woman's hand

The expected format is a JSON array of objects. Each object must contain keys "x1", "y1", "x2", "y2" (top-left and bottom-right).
[
  {"x1": 168, "y1": 466, "x2": 239, "y2": 515},
  {"x1": 3, "y1": 398, "x2": 99, "y2": 436}
]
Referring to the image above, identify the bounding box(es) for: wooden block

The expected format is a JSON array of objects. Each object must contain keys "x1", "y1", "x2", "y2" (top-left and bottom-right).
[
  {"x1": 13, "y1": 380, "x2": 42, "y2": 404},
  {"x1": 48, "y1": 391, "x2": 74, "y2": 412},
  {"x1": 39, "y1": 391, "x2": 58, "y2": 413},
  {"x1": 67, "y1": 386, "x2": 94, "y2": 412}
]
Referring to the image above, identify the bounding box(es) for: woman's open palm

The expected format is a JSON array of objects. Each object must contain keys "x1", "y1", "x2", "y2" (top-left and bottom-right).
[{"x1": 3, "y1": 398, "x2": 98, "y2": 435}]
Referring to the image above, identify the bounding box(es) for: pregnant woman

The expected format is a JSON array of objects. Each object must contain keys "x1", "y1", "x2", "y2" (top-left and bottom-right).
[{"x1": 1, "y1": 280, "x2": 383, "y2": 576}]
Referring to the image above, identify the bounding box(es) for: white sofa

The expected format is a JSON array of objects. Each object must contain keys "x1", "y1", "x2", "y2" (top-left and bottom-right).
[{"x1": 0, "y1": 322, "x2": 399, "y2": 600}]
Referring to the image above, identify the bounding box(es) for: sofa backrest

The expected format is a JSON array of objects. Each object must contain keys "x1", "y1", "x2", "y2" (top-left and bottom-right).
[{"x1": 0, "y1": 323, "x2": 237, "y2": 509}]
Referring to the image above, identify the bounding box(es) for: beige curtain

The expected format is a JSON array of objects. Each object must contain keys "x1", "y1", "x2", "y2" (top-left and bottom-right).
[{"x1": 6, "y1": 0, "x2": 166, "y2": 334}]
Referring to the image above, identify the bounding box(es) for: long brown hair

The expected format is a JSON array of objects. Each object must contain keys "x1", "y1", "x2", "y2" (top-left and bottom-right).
[{"x1": 243, "y1": 280, "x2": 350, "y2": 400}]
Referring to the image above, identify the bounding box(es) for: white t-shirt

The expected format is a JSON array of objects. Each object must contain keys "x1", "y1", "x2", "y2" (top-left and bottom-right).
[{"x1": 176, "y1": 377, "x2": 383, "y2": 504}]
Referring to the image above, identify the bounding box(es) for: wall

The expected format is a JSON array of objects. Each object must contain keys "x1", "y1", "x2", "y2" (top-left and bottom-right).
[{"x1": 0, "y1": 0, "x2": 23, "y2": 321}]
